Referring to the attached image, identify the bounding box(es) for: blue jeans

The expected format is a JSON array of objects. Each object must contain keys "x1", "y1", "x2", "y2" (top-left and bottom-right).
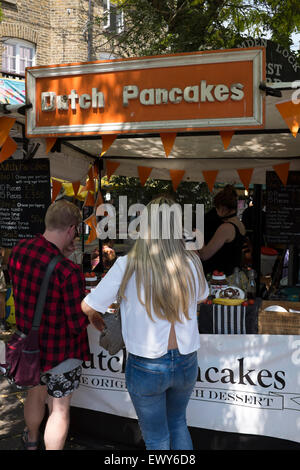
[{"x1": 125, "y1": 349, "x2": 198, "y2": 450}]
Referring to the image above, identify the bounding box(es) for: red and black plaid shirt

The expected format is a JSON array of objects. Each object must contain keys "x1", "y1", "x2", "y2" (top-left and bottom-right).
[{"x1": 8, "y1": 234, "x2": 90, "y2": 372}]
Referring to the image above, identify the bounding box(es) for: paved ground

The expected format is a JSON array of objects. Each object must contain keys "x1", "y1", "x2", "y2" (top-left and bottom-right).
[{"x1": 0, "y1": 328, "x2": 133, "y2": 451}]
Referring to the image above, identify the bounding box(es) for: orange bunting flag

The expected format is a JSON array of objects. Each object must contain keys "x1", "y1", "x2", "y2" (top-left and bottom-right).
[
  {"x1": 273, "y1": 162, "x2": 290, "y2": 186},
  {"x1": 72, "y1": 181, "x2": 81, "y2": 197},
  {"x1": 138, "y1": 166, "x2": 152, "y2": 186},
  {"x1": 106, "y1": 160, "x2": 120, "y2": 180},
  {"x1": 88, "y1": 167, "x2": 94, "y2": 179},
  {"x1": 276, "y1": 100, "x2": 300, "y2": 137},
  {"x1": 0, "y1": 136, "x2": 17, "y2": 163},
  {"x1": 219, "y1": 131, "x2": 235, "y2": 150},
  {"x1": 101, "y1": 134, "x2": 118, "y2": 156},
  {"x1": 93, "y1": 163, "x2": 99, "y2": 179},
  {"x1": 85, "y1": 177, "x2": 95, "y2": 192},
  {"x1": 83, "y1": 191, "x2": 95, "y2": 207},
  {"x1": 45, "y1": 137, "x2": 57, "y2": 153},
  {"x1": 84, "y1": 215, "x2": 97, "y2": 244},
  {"x1": 202, "y1": 170, "x2": 218, "y2": 192},
  {"x1": 160, "y1": 132, "x2": 177, "y2": 157},
  {"x1": 237, "y1": 168, "x2": 254, "y2": 191},
  {"x1": 0, "y1": 117, "x2": 16, "y2": 147},
  {"x1": 95, "y1": 191, "x2": 104, "y2": 209},
  {"x1": 51, "y1": 179, "x2": 62, "y2": 202},
  {"x1": 169, "y1": 169, "x2": 185, "y2": 191}
]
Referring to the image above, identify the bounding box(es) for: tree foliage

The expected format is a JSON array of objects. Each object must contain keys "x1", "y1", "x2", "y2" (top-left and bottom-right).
[
  {"x1": 103, "y1": 175, "x2": 213, "y2": 209},
  {"x1": 95, "y1": 0, "x2": 300, "y2": 58},
  {"x1": 95, "y1": 1, "x2": 299, "y2": 200}
]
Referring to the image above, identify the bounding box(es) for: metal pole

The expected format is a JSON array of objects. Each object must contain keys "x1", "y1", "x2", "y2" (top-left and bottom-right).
[
  {"x1": 87, "y1": 0, "x2": 92, "y2": 60},
  {"x1": 95, "y1": 158, "x2": 104, "y2": 274},
  {"x1": 252, "y1": 184, "x2": 262, "y2": 296}
]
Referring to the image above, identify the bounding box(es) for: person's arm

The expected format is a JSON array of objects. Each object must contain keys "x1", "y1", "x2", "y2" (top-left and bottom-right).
[
  {"x1": 198, "y1": 223, "x2": 235, "y2": 260},
  {"x1": 81, "y1": 257, "x2": 124, "y2": 330},
  {"x1": 81, "y1": 300, "x2": 106, "y2": 331}
]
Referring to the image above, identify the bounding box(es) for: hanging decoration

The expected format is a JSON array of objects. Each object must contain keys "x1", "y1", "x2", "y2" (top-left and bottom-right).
[
  {"x1": 169, "y1": 169, "x2": 185, "y2": 191},
  {"x1": 45, "y1": 137, "x2": 57, "y2": 153},
  {"x1": 84, "y1": 214, "x2": 97, "y2": 244},
  {"x1": 276, "y1": 100, "x2": 300, "y2": 138},
  {"x1": 237, "y1": 168, "x2": 254, "y2": 191},
  {"x1": 51, "y1": 179, "x2": 62, "y2": 202},
  {"x1": 101, "y1": 134, "x2": 118, "y2": 156},
  {"x1": 106, "y1": 160, "x2": 120, "y2": 180},
  {"x1": 138, "y1": 166, "x2": 153, "y2": 186},
  {"x1": 0, "y1": 117, "x2": 16, "y2": 147},
  {"x1": 202, "y1": 170, "x2": 219, "y2": 192},
  {"x1": 0, "y1": 136, "x2": 17, "y2": 163},
  {"x1": 273, "y1": 162, "x2": 290, "y2": 186},
  {"x1": 83, "y1": 191, "x2": 95, "y2": 207},
  {"x1": 72, "y1": 181, "x2": 81, "y2": 197},
  {"x1": 92, "y1": 162, "x2": 99, "y2": 179},
  {"x1": 219, "y1": 131, "x2": 235, "y2": 149},
  {"x1": 160, "y1": 132, "x2": 177, "y2": 157},
  {"x1": 95, "y1": 191, "x2": 104, "y2": 209}
]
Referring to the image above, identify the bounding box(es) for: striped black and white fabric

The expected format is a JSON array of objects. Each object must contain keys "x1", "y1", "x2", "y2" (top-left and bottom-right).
[
  {"x1": 198, "y1": 300, "x2": 260, "y2": 334},
  {"x1": 212, "y1": 304, "x2": 246, "y2": 334}
]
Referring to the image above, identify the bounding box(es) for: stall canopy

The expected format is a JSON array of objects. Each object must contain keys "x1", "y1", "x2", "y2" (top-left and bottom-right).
[{"x1": 0, "y1": 47, "x2": 299, "y2": 189}]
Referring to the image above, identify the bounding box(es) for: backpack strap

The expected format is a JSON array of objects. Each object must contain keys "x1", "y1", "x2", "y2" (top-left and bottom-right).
[{"x1": 32, "y1": 255, "x2": 63, "y2": 331}]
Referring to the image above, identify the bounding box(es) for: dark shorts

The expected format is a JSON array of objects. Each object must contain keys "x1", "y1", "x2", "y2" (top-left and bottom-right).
[{"x1": 40, "y1": 365, "x2": 82, "y2": 398}]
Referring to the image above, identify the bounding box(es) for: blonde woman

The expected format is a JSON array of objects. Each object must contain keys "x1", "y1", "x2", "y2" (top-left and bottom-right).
[{"x1": 81, "y1": 197, "x2": 208, "y2": 450}]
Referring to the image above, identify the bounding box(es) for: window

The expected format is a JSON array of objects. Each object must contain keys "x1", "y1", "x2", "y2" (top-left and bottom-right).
[
  {"x1": 2, "y1": 39, "x2": 35, "y2": 76},
  {"x1": 103, "y1": 0, "x2": 124, "y2": 34}
]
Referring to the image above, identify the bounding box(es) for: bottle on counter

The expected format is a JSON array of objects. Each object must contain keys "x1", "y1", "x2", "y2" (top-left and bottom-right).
[
  {"x1": 247, "y1": 269, "x2": 256, "y2": 300},
  {"x1": 233, "y1": 267, "x2": 242, "y2": 288},
  {"x1": 209, "y1": 271, "x2": 228, "y2": 297}
]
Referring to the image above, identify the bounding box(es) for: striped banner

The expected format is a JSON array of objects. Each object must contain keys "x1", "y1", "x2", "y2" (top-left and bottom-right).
[{"x1": 212, "y1": 304, "x2": 246, "y2": 334}]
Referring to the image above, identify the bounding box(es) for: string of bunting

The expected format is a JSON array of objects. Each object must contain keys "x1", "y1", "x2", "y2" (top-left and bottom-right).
[{"x1": 0, "y1": 104, "x2": 296, "y2": 208}]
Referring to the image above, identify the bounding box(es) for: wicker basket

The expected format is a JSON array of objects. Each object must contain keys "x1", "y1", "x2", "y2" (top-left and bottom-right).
[{"x1": 258, "y1": 301, "x2": 300, "y2": 335}]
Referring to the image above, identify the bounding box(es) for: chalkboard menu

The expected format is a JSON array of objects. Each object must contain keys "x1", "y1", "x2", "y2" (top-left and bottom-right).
[
  {"x1": 0, "y1": 159, "x2": 51, "y2": 248},
  {"x1": 266, "y1": 171, "x2": 300, "y2": 244}
]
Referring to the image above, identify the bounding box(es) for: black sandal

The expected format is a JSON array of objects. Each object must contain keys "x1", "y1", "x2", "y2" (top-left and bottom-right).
[{"x1": 21, "y1": 429, "x2": 39, "y2": 450}]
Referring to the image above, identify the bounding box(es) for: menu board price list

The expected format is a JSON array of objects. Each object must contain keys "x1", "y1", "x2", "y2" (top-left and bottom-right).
[
  {"x1": 0, "y1": 159, "x2": 51, "y2": 247},
  {"x1": 266, "y1": 171, "x2": 300, "y2": 245}
]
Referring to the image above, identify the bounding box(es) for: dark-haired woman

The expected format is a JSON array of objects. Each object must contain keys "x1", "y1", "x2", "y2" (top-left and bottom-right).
[{"x1": 199, "y1": 185, "x2": 246, "y2": 276}]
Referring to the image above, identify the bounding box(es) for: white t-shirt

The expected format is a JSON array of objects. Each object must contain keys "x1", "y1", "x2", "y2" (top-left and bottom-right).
[{"x1": 84, "y1": 255, "x2": 209, "y2": 358}]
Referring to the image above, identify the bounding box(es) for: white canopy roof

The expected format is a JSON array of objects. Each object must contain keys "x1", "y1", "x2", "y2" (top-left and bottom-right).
[{"x1": 2, "y1": 88, "x2": 300, "y2": 185}]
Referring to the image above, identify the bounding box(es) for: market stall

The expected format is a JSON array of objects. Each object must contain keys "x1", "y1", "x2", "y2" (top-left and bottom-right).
[
  {"x1": 0, "y1": 45, "x2": 300, "y2": 448},
  {"x1": 70, "y1": 322, "x2": 300, "y2": 449}
]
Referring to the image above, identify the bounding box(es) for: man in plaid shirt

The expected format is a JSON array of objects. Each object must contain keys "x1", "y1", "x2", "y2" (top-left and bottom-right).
[{"x1": 8, "y1": 199, "x2": 91, "y2": 450}]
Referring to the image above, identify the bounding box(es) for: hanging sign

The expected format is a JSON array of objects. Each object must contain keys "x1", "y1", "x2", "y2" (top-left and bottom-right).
[
  {"x1": 236, "y1": 38, "x2": 300, "y2": 83},
  {"x1": 26, "y1": 48, "x2": 265, "y2": 138}
]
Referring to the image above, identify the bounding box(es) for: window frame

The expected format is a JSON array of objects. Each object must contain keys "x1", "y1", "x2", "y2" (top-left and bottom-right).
[
  {"x1": 2, "y1": 38, "x2": 36, "y2": 76},
  {"x1": 103, "y1": 0, "x2": 124, "y2": 34}
]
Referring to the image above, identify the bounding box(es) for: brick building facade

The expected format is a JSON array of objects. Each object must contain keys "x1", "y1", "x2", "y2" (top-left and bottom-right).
[{"x1": 0, "y1": 0, "x2": 112, "y2": 77}]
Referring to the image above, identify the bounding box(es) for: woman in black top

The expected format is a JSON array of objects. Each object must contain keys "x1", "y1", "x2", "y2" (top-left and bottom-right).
[{"x1": 199, "y1": 185, "x2": 246, "y2": 276}]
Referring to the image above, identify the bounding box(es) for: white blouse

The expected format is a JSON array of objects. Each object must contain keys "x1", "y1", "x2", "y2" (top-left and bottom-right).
[{"x1": 84, "y1": 255, "x2": 209, "y2": 358}]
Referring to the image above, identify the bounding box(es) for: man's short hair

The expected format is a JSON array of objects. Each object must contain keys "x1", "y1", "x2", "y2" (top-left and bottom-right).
[{"x1": 45, "y1": 199, "x2": 82, "y2": 231}]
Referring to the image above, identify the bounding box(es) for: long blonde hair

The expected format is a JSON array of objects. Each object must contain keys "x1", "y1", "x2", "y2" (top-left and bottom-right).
[{"x1": 119, "y1": 196, "x2": 206, "y2": 323}]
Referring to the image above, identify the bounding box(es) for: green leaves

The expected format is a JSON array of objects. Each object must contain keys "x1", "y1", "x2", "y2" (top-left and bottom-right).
[{"x1": 92, "y1": 0, "x2": 299, "y2": 58}]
